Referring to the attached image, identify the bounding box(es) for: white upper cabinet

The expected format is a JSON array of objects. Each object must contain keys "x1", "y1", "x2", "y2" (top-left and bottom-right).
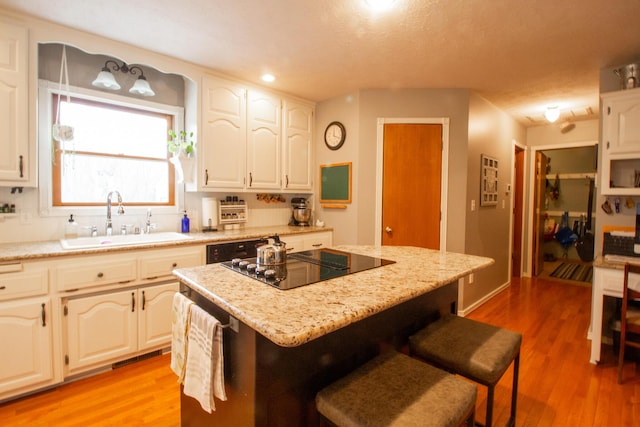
[
  {"x1": 199, "y1": 75, "x2": 314, "y2": 192},
  {"x1": 247, "y1": 90, "x2": 281, "y2": 190},
  {"x1": 600, "y1": 88, "x2": 640, "y2": 195},
  {"x1": 283, "y1": 100, "x2": 313, "y2": 191},
  {"x1": 0, "y1": 21, "x2": 30, "y2": 185},
  {"x1": 201, "y1": 76, "x2": 247, "y2": 190}
]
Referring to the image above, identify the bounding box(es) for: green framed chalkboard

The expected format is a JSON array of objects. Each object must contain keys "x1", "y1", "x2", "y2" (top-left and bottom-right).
[{"x1": 320, "y1": 162, "x2": 352, "y2": 204}]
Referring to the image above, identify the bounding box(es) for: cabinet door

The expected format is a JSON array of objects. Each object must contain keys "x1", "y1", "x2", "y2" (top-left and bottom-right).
[
  {"x1": 0, "y1": 297, "x2": 53, "y2": 395},
  {"x1": 247, "y1": 90, "x2": 281, "y2": 189},
  {"x1": 65, "y1": 290, "x2": 137, "y2": 374},
  {"x1": 283, "y1": 100, "x2": 313, "y2": 190},
  {"x1": 603, "y1": 90, "x2": 640, "y2": 155},
  {"x1": 201, "y1": 76, "x2": 246, "y2": 189},
  {"x1": 600, "y1": 89, "x2": 640, "y2": 194},
  {"x1": 138, "y1": 282, "x2": 178, "y2": 350},
  {"x1": 0, "y1": 22, "x2": 29, "y2": 184}
]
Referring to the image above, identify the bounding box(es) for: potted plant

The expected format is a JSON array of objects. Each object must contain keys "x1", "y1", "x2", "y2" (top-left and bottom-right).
[{"x1": 168, "y1": 129, "x2": 196, "y2": 183}]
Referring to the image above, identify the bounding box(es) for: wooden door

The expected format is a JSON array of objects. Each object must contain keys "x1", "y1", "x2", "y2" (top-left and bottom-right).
[
  {"x1": 532, "y1": 151, "x2": 548, "y2": 276},
  {"x1": 382, "y1": 124, "x2": 442, "y2": 249},
  {"x1": 512, "y1": 147, "x2": 525, "y2": 277}
]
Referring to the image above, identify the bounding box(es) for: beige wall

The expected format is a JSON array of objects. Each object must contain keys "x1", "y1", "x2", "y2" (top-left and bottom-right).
[
  {"x1": 316, "y1": 88, "x2": 472, "y2": 249},
  {"x1": 317, "y1": 89, "x2": 529, "y2": 312},
  {"x1": 464, "y1": 94, "x2": 526, "y2": 311}
]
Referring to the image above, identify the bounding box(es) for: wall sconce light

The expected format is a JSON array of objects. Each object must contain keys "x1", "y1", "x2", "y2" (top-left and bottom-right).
[
  {"x1": 92, "y1": 60, "x2": 155, "y2": 96},
  {"x1": 544, "y1": 106, "x2": 560, "y2": 123}
]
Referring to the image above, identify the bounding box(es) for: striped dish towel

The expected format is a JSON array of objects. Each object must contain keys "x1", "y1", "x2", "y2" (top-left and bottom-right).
[
  {"x1": 183, "y1": 304, "x2": 227, "y2": 413},
  {"x1": 170, "y1": 292, "x2": 193, "y2": 383}
]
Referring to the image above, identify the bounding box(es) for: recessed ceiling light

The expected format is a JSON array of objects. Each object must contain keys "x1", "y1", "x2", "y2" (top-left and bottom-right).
[
  {"x1": 261, "y1": 74, "x2": 275, "y2": 83},
  {"x1": 365, "y1": 0, "x2": 396, "y2": 11}
]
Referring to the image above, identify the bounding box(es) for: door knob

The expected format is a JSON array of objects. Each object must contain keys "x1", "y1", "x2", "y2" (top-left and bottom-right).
[{"x1": 385, "y1": 226, "x2": 392, "y2": 233}]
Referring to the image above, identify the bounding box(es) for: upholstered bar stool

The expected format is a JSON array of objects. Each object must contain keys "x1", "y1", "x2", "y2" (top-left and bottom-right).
[
  {"x1": 316, "y1": 351, "x2": 477, "y2": 427},
  {"x1": 409, "y1": 315, "x2": 522, "y2": 427}
]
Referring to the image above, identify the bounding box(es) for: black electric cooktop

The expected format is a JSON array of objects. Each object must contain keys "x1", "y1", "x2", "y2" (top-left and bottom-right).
[{"x1": 220, "y1": 249, "x2": 395, "y2": 290}]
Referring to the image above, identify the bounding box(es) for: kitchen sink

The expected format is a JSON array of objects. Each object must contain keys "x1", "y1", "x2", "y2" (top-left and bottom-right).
[{"x1": 60, "y1": 231, "x2": 193, "y2": 250}]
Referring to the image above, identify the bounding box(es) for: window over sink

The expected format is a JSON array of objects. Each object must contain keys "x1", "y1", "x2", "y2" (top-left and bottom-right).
[
  {"x1": 51, "y1": 94, "x2": 175, "y2": 206},
  {"x1": 38, "y1": 80, "x2": 184, "y2": 215}
]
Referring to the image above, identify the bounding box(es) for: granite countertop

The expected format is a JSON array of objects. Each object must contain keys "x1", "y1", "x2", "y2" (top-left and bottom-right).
[
  {"x1": 593, "y1": 254, "x2": 640, "y2": 270},
  {"x1": 173, "y1": 245, "x2": 494, "y2": 348},
  {"x1": 0, "y1": 225, "x2": 331, "y2": 262}
]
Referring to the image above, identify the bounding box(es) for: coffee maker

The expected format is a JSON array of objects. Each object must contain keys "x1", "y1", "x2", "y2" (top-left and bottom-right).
[{"x1": 289, "y1": 197, "x2": 311, "y2": 226}]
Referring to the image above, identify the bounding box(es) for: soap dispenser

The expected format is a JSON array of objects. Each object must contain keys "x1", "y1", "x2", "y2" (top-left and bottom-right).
[
  {"x1": 181, "y1": 210, "x2": 190, "y2": 233},
  {"x1": 65, "y1": 214, "x2": 78, "y2": 238}
]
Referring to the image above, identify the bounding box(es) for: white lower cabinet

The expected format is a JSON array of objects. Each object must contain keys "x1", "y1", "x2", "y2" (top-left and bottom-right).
[
  {"x1": 284, "y1": 231, "x2": 333, "y2": 253},
  {"x1": 0, "y1": 297, "x2": 54, "y2": 397},
  {"x1": 63, "y1": 282, "x2": 178, "y2": 376}
]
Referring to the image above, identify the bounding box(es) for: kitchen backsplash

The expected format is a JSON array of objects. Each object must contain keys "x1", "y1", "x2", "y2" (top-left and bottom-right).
[{"x1": 0, "y1": 187, "x2": 301, "y2": 244}]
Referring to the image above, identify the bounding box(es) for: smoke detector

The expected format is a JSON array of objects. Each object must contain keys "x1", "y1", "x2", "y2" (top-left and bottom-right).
[{"x1": 560, "y1": 121, "x2": 575, "y2": 134}]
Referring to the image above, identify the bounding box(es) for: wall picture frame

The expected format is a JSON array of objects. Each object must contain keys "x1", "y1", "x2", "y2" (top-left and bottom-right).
[{"x1": 481, "y1": 154, "x2": 499, "y2": 206}]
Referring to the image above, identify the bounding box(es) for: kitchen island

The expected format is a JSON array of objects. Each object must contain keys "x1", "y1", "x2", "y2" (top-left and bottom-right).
[{"x1": 173, "y1": 245, "x2": 494, "y2": 426}]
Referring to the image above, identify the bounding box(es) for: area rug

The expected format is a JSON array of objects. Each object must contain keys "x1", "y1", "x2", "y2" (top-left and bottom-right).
[{"x1": 550, "y1": 262, "x2": 593, "y2": 283}]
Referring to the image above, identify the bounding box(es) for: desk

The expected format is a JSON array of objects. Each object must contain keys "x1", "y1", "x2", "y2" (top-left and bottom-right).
[{"x1": 591, "y1": 257, "x2": 640, "y2": 364}]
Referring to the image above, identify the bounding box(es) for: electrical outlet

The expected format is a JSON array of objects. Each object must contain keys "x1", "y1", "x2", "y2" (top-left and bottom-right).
[
  {"x1": 471, "y1": 200, "x2": 476, "y2": 211},
  {"x1": 19, "y1": 211, "x2": 32, "y2": 225},
  {"x1": 468, "y1": 273, "x2": 474, "y2": 284}
]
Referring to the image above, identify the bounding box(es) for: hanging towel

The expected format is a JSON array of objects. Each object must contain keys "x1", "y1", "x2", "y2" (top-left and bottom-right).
[
  {"x1": 183, "y1": 304, "x2": 227, "y2": 413},
  {"x1": 170, "y1": 292, "x2": 194, "y2": 383}
]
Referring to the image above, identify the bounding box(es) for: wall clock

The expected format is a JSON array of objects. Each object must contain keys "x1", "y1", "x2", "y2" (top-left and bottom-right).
[{"x1": 324, "y1": 121, "x2": 346, "y2": 150}]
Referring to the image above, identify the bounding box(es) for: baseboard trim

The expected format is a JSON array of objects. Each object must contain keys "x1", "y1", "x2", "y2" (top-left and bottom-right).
[{"x1": 457, "y1": 280, "x2": 511, "y2": 317}]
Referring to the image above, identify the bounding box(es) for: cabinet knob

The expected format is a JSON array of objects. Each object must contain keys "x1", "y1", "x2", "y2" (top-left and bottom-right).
[
  {"x1": 172, "y1": 262, "x2": 178, "y2": 268},
  {"x1": 97, "y1": 272, "x2": 104, "y2": 278},
  {"x1": 385, "y1": 226, "x2": 392, "y2": 233}
]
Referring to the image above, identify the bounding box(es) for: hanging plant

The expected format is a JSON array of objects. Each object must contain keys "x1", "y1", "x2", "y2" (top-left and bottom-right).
[{"x1": 167, "y1": 129, "x2": 196, "y2": 157}]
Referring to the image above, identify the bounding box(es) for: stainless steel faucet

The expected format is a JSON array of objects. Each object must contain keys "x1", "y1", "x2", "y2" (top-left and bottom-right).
[
  {"x1": 106, "y1": 190, "x2": 124, "y2": 236},
  {"x1": 145, "y1": 208, "x2": 153, "y2": 234}
]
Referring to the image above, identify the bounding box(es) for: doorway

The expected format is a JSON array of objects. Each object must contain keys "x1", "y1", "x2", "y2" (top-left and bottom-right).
[
  {"x1": 527, "y1": 142, "x2": 598, "y2": 277},
  {"x1": 512, "y1": 145, "x2": 525, "y2": 277},
  {"x1": 374, "y1": 118, "x2": 450, "y2": 250}
]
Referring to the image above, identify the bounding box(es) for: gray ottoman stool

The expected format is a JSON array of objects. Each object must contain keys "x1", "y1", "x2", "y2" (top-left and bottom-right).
[
  {"x1": 316, "y1": 351, "x2": 477, "y2": 427},
  {"x1": 409, "y1": 315, "x2": 521, "y2": 427}
]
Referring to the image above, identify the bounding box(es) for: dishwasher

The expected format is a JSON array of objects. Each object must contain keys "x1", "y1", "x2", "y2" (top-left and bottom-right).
[{"x1": 205, "y1": 238, "x2": 266, "y2": 264}]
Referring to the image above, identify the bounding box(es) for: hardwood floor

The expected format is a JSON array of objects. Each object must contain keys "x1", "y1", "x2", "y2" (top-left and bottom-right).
[{"x1": 1, "y1": 275, "x2": 639, "y2": 426}]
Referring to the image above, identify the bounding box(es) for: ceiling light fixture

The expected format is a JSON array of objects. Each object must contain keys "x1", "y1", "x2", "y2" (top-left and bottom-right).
[
  {"x1": 544, "y1": 106, "x2": 560, "y2": 123},
  {"x1": 365, "y1": 0, "x2": 396, "y2": 11},
  {"x1": 261, "y1": 73, "x2": 275, "y2": 83},
  {"x1": 92, "y1": 60, "x2": 155, "y2": 96}
]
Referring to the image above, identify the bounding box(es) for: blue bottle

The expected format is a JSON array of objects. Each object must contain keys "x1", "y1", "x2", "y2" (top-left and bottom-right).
[{"x1": 181, "y1": 210, "x2": 190, "y2": 233}]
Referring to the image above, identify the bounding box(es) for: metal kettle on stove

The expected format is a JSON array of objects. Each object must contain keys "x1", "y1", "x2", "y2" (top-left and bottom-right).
[{"x1": 256, "y1": 234, "x2": 287, "y2": 266}]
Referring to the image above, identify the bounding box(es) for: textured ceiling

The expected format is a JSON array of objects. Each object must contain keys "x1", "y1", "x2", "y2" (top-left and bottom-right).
[{"x1": 2, "y1": 0, "x2": 640, "y2": 126}]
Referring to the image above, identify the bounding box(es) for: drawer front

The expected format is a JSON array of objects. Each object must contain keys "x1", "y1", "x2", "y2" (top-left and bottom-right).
[
  {"x1": 139, "y1": 248, "x2": 204, "y2": 280},
  {"x1": 0, "y1": 265, "x2": 48, "y2": 301},
  {"x1": 598, "y1": 268, "x2": 640, "y2": 296},
  {"x1": 54, "y1": 258, "x2": 137, "y2": 291},
  {"x1": 304, "y1": 232, "x2": 333, "y2": 250}
]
